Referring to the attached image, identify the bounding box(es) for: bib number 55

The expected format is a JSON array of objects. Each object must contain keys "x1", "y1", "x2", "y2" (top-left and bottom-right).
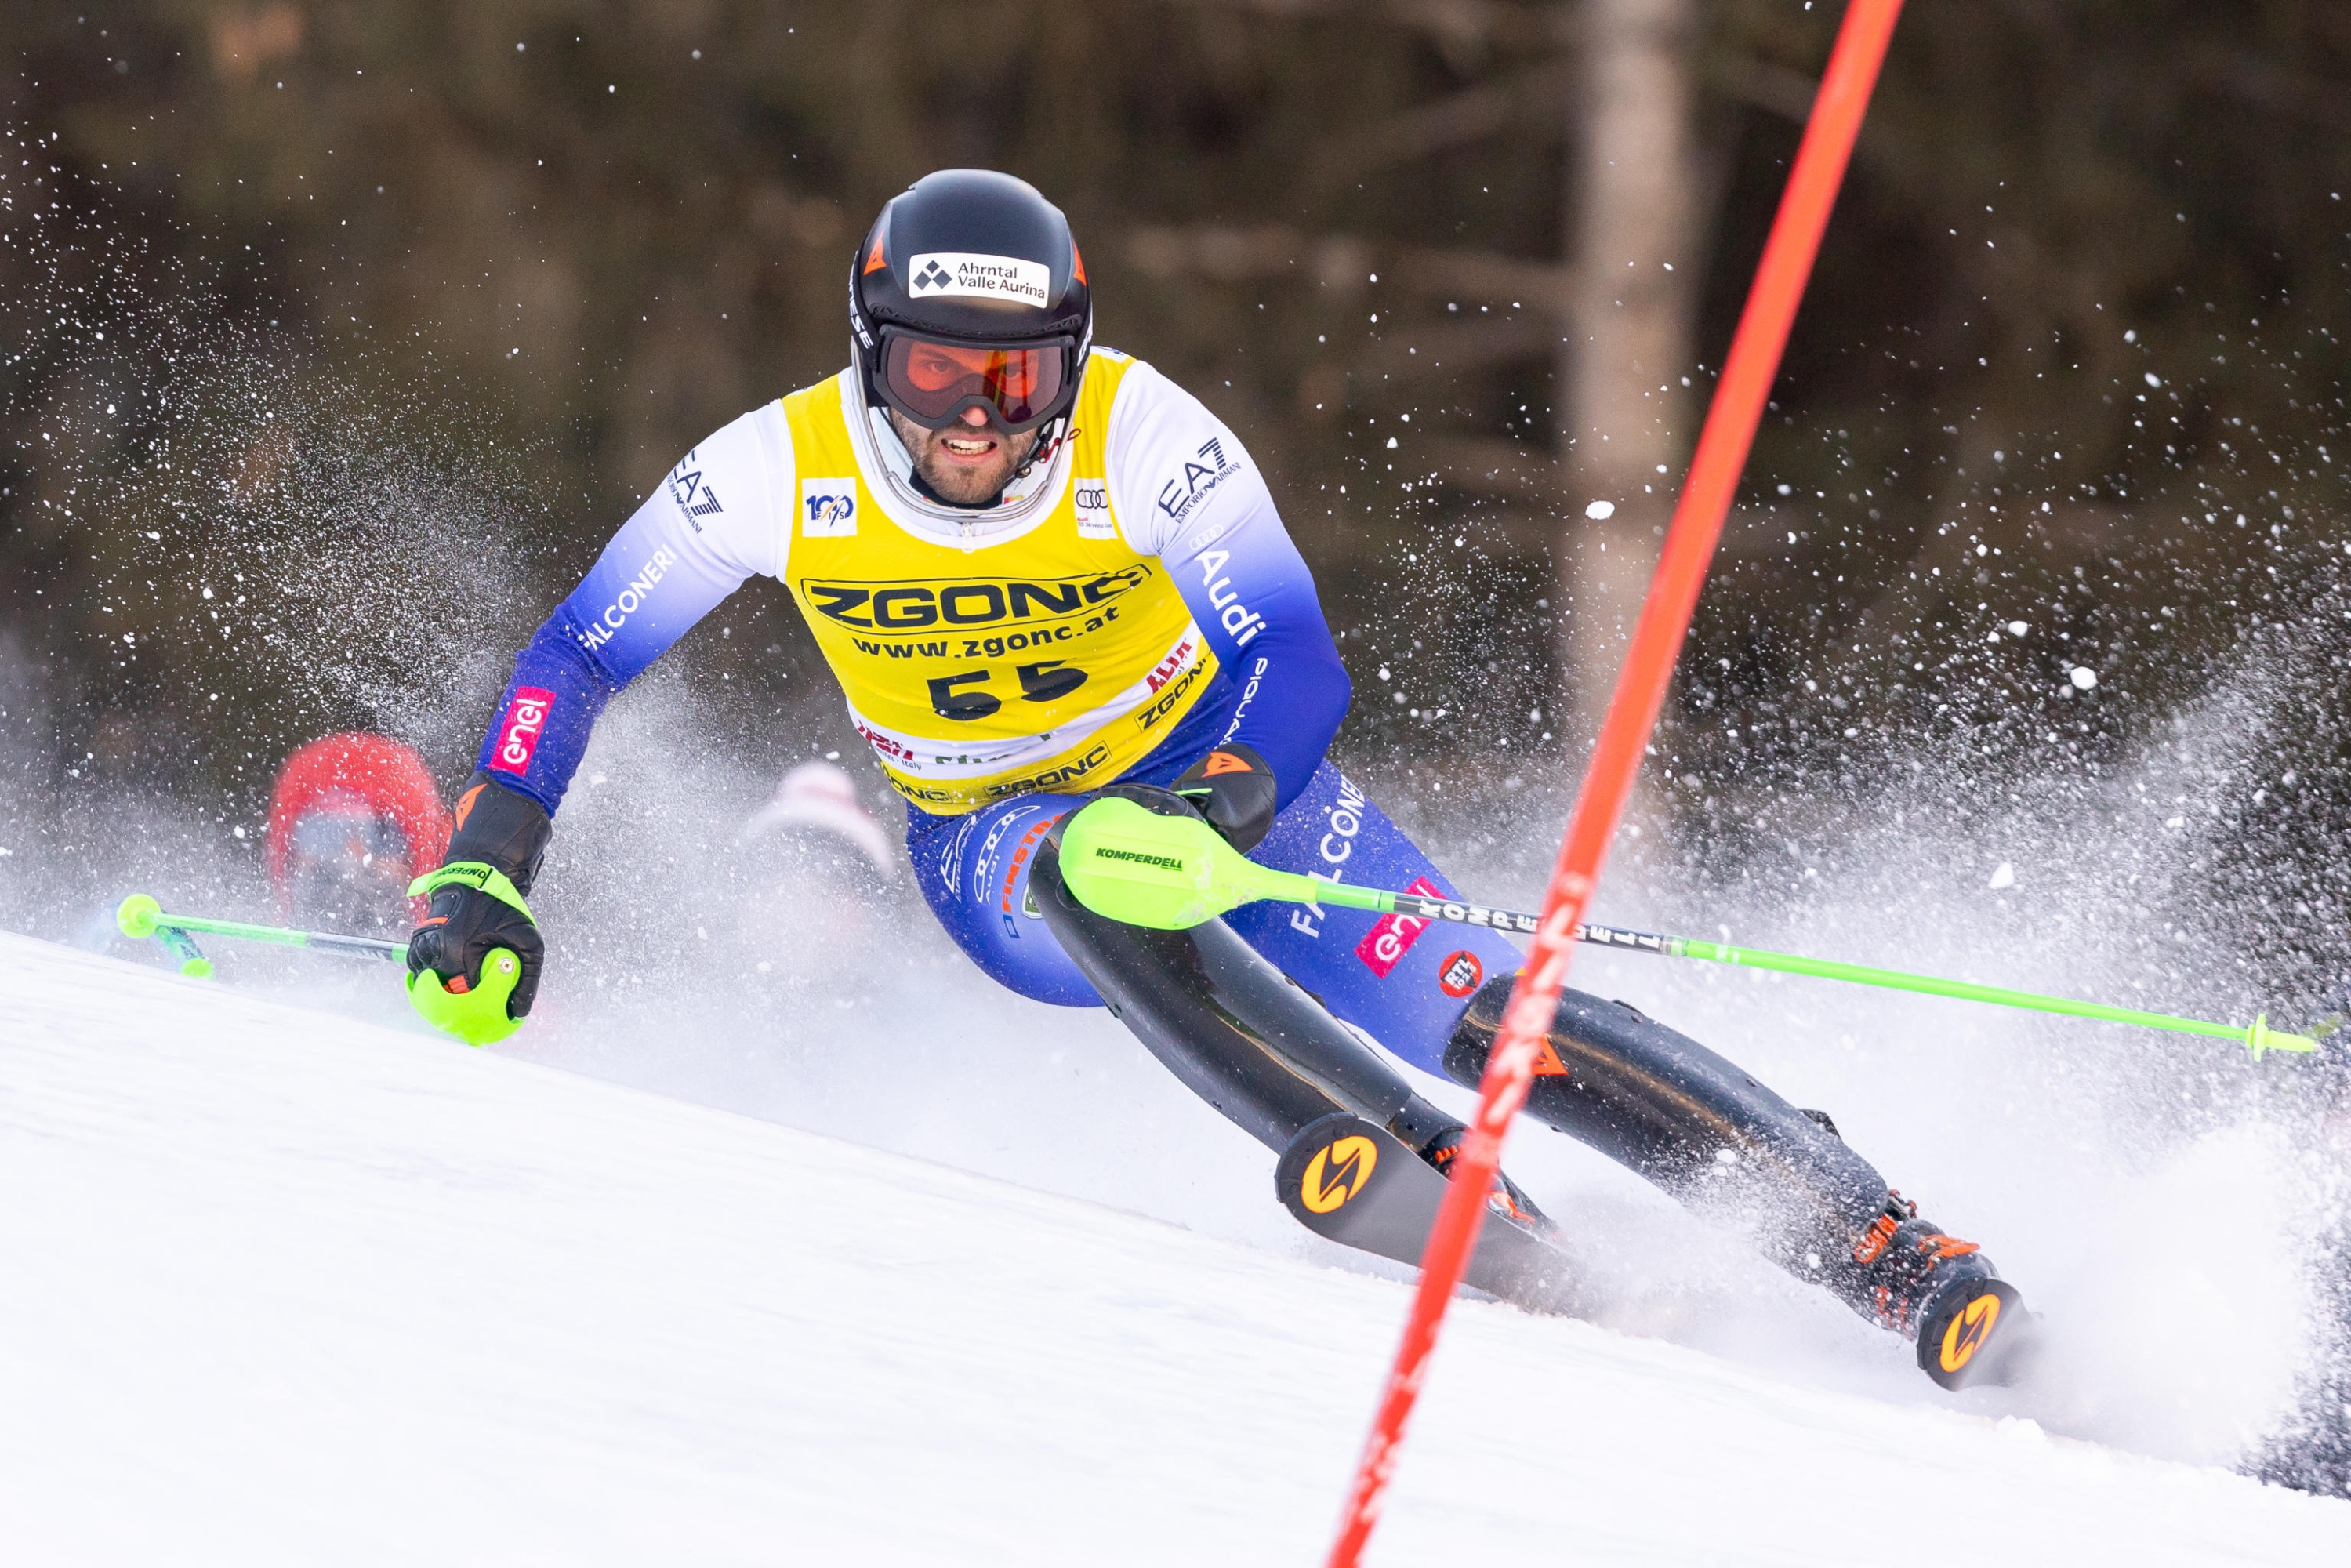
[{"x1": 928, "y1": 662, "x2": 1089, "y2": 720}]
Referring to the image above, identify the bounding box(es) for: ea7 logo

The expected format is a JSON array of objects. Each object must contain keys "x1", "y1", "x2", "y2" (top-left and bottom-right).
[
  {"x1": 666, "y1": 452, "x2": 723, "y2": 526},
  {"x1": 801, "y1": 478, "x2": 858, "y2": 537},
  {"x1": 1156, "y1": 437, "x2": 1241, "y2": 523}
]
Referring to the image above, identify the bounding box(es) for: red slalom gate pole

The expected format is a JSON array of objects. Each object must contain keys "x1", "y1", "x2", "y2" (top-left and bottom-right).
[{"x1": 1323, "y1": 3, "x2": 1906, "y2": 1561}]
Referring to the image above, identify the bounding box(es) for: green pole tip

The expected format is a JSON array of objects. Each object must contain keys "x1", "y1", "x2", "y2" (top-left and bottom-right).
[
  {"x1": 117, "y1": 893, "x2": 161, "y2": 939},
  {"x1": 2246, "y1": 1014, "x2": 2318, "y2": 1059},
  {"x1": 179, "y1": 956, "x2": 214, "y2": 980}
]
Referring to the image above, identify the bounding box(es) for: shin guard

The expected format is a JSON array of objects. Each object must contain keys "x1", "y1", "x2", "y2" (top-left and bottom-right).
[
  {"x1": 1032, "y1": 814, "x2": 1457, "y2": 1158},
  {"x1": 1445, "y1": 978, "x2": 1888, "y2": 1240}
]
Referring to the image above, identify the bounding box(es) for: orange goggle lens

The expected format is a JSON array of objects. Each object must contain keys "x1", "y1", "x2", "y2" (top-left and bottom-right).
[{"x1": 881, "y1": 335, "x2": 1066, "y2": 429}]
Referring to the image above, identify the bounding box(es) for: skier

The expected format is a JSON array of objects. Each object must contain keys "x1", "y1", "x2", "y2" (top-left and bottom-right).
[
  {"x1": 267, "y1": 731, "x2": 450, "y2": 938},
  {"x1": 736, "y1": 759, "x2": 902, "y2": 983},
  {"x1": 742, "y1": 760, "x2": 895, "y2": 881},
  {"x1": 405, "y1": 169, "x2": 2034, "y2": 1388}
]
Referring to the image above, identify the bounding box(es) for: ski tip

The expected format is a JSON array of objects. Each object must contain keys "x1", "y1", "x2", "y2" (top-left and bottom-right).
[
  {"x1": 1277, "y1": 1113, "x2": 1391, "y2": 1229},
  {"x1": 116, "y1": 893, "x2": 161, "y2": 939},
  {"x1": 1917, "y1": 1277, "x2": 2036, "y2": 1391}
]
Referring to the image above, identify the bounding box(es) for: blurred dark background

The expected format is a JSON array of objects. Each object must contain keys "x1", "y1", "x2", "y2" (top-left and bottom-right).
[{"x1": 5, "y1": 0, "x2": 2351, "y2": 878}]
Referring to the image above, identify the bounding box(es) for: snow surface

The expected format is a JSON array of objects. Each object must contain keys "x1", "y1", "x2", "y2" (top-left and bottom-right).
[{"x1": 3, "y1": 930, "x2": 2343, "y2": 1565}]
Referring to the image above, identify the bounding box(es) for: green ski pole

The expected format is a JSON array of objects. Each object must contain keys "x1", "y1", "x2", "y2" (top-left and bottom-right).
[
  {"x1": 116, "y1": 894, "x2": 408, "y2": 967},
  {"x1": 1056, "y1": 796, "x2": 2318, "y2": 1060}
]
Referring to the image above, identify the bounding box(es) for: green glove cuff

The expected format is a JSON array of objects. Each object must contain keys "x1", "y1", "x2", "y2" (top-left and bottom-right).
[
  {"x1": 406, "y1": 950, "x2": 525, "y2": 1047},
  {"x1": 408, "y1": 862, "x2": 534, "y2": 920}
]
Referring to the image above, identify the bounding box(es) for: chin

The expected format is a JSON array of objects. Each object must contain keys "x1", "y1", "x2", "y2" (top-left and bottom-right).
[{"x1": 921, "y1": 461, "x2": 1016, "y2": 503}]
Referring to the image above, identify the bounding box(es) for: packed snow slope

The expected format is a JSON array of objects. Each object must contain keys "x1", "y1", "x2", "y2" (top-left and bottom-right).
[{"x1": 2, "y1": 931, "x2": 2341, "y2": 1566}]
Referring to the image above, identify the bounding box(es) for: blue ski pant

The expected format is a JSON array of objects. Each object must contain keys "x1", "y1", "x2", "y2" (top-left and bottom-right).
[{"x1": 906, "y1": 761, "x2": 1523, "y2": 1077}]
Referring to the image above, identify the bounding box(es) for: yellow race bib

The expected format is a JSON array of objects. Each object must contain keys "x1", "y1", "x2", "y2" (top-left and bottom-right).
[{"x1": 782, "y1": 353, "x2": 1217, "y2": 812}]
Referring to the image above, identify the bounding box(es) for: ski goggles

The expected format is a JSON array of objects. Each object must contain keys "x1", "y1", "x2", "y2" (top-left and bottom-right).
[{"x1": 876, "y1": 328, "x2": 1075, "y2": 434}]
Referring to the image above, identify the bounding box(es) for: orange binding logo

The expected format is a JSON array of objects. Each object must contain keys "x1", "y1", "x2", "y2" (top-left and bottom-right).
[
  {"x1": 1852, "y1": 1211, "x2": 1899, "y2": 1265},
  {"x1": 1939, "y1": 1292, "x2": 2002, "y2": 1374},
  {"x1": 1301, "y1": 1134, "x2": 1379, "y2": 1214}
]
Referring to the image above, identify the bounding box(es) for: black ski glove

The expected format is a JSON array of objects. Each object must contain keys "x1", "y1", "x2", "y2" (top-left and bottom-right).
[
  {"x1": 406, "y1": 772, "x2": 552, "y2": 1038},
  {"x1": 1170, "y1": 742, "x2": 1279, "y2": 852}
]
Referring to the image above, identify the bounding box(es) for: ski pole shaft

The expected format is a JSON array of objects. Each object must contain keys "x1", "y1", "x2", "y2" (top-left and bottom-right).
[
  {"x1": 115, "y1": 895, "x2": 407, "y2": 964},
  {"x1": 1312, "y1": 882, "x2": 2311, "y2": 1058},
  {"x1": 1571, "y1": 922, "x2": 2312, "y2": 1056},
  {"x1": 1054, "y1": 800, "x2": 2317, "y2": 1058}
]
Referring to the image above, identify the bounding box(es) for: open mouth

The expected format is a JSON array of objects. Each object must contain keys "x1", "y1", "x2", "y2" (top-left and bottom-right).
[{"x1": 939, "y1": 434, "x2": 998, "y2": 459}]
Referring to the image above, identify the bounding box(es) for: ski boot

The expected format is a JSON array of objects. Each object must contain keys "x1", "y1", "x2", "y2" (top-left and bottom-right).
[
  {"x1": 1447, "y1": 978, "x2": 2037, "y2": 1388},
  {"x1": 1417, "y1": 1123, "x2": 1555, "y2": 1235},
  {"x1": 1819, "y1": 1191, "x2": 2035, "y2": 1388}
]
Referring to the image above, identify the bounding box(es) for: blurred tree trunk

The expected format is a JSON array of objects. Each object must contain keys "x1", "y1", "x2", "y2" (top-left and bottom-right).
[{"x1": 1558, "y1": 0, "x2": 1704, "y2": 742}]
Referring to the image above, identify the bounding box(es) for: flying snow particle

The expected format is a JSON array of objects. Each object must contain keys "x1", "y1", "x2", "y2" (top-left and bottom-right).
[
  {"x1": 2007, "y1": 621, "x2": 2029, "y2": 636},
  {"x1": 1987, "y1": 862, "x2": 2015, "y2": 891},
  {"x1": 2070, "y1": 666, "x2": 2098, "y2": 690},
  {"x1": 1584, "y1": 500, "x2": 1615, "y2": 520}
]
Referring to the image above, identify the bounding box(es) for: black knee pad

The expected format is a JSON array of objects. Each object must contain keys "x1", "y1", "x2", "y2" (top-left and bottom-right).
[{"x1": 1032, "y1": 802, "x2": 1453, "y2": 1156}]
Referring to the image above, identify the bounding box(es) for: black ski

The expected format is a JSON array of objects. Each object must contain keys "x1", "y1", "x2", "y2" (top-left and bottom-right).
[{"x1": 1275, "y1": 1112, "x2": 1582, "y2": 1315}]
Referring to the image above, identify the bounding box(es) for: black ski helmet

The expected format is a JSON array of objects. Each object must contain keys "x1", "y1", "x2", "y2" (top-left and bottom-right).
[{"x1": 849, "y1": 169, "x2": 1092, "y2": 437}]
